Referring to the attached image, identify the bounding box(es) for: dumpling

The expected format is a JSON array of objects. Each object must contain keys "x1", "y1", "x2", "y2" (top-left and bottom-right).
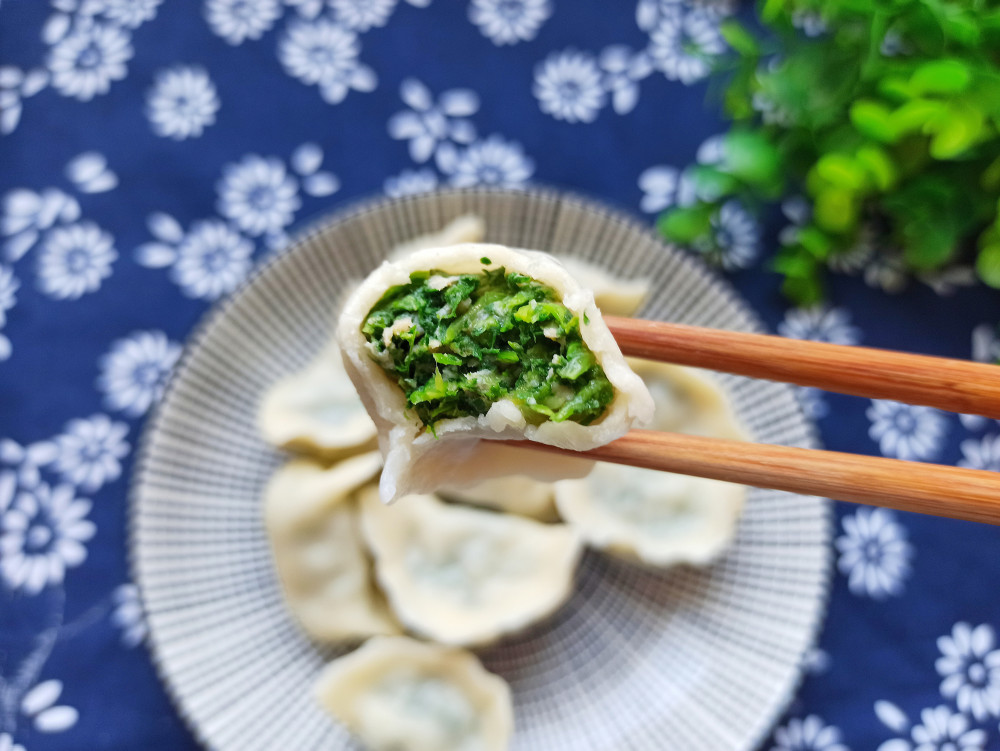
[
  {"x1": 315, "y1": 635, "x2": 513, "y2": 751},
  {"x1": 440, "y1": 475, "x2": 558, "y2": 521},
  {"x1": 258, "y1": 340, "x2": 377, "y2": 460},
  {"x1": 388, "y1": 214, "x2": 486, "y2": 260},
  {"x1": 554, "y1": 465, "x2": 745, "y2": 567},
  {"x1": 358, "y1": 487, "x2": 581, "y2": 646},
  {"x1": 556, "y1": 256, "x2": 650, "y2": 317},
  {"x1": 337, "y1": 243, "x2": 654, "y2": 503},
  {"x1": 554, "y1": 363, "x2": 747, "y2": 567},
  {"x1": 264, "y1": 454, "x2": 400, "y2": 641}
]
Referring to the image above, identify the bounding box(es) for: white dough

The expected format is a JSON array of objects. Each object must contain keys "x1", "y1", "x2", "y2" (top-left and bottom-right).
[
  {"x1": 258, "y1": 340, "x2": 377, "y2": 460},
  {"x1": 555, "y1": 363, "x2": 747, "y2": 567},
  {"x1": 337, "y1": 243, "x2": 654, "y2": 503},
  {"x1": 264, "y1": 455, "x2": 400, "y2": 641},
  {"x1": 388, "y1": 214, "x2": 487, "y2": 260},
  {"x1": 556, "y1": 256, "x2": 651, "y2": 317},
  {"x1": 440, "y1": 474, "x2": 558, "y2": 521},
  {"x1": 316, "y1": 635, "x2": 513, "y2": 751},
  {"x1": 358, "y1": 487, "x2": 581, "y2": 646}
]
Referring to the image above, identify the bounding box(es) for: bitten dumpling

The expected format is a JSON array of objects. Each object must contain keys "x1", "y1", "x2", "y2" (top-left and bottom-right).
[
  {"x1": 316, "y1": 636, "x2": 513, "y2": 751},
  {"x1": 258, "y1": 341, "x2": 377, "y2": 460},
  {"x1": 337, "y1": 243, "x2": 654, "y2": 503},
  {"x1": 264, "y1": 454, "x2": 400, "y2": 641},
  {"x1": 358, "y1": 488, "x2": 581, "y2": 646},
  {"x1": 555, "y1": 363, "x2": 747, "y2": 567}
]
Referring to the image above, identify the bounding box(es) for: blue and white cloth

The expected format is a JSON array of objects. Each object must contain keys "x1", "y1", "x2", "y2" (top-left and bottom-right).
[{"x1": 2, "y1": 2, "x2": 1000, "y2": 749}]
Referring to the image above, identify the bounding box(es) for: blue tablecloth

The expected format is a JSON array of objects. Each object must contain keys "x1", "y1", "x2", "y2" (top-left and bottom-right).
[{"x1": 2, "y1": 2, "x2": 1000, "y2": 749}]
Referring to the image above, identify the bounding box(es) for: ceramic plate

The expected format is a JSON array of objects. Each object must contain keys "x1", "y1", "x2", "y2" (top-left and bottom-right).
[{"x1": 130, "y1": 187, "x2": 831, "y2": 751}]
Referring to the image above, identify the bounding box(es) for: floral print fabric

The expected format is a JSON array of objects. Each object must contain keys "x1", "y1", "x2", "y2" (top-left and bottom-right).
[{"x1": 2, "y1": 1, "x2": 1000, "y2": 749}]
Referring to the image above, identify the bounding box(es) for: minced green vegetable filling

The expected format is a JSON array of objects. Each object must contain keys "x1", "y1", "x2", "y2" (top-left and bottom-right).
[{"x1": 361, "y1": 267, "x2": 614, "y2": 429}]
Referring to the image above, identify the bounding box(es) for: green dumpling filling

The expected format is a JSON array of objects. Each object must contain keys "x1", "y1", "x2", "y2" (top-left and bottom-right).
[{"x1": 361, "y1": 266, "x2": 614, "y2": 430}]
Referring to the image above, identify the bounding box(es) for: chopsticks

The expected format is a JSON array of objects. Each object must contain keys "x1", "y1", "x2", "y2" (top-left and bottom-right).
[
  {"x1": 604, "y1": 316, "x2": 1000, "y2": 418},
  {"x1": 525, "y1": 317, "x2": 1000, "y2": 525},
  {"x1": 521, "y1": 431, "x2": 1000, "y2": 526}
]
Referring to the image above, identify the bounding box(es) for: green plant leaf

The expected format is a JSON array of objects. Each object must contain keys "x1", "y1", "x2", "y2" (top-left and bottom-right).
[
  {"x1": 976, "y1": 241, "x2": 1000, "y2": 287},
  {"x1": 686, "y1": 165, "x2": 739, "y2": 202},
  {"x1": 720, "y1": 20, "x2": 759, "y2": 57},
  {"x1": 926, "y1": 104, "x2": 985, "y2": 160},
  {"x1": 910, "y1": 60, "x2": 972, "y2": 95},
  {"x1": 890, "y1": 99, "x2": 947, "y2": 136},
  {"x1": 855, "y1": 145, "x2": 898, "y2": 191},
  {"x1": 814, "y1": 189, "x2": 858, "y2": 234},
  {"x1": 658, "y1": 205, "x2": 714, "y2": 244},
  {"x1": 850, "y1": 100, "x2": 898, "y2": 143},
  {"x1": 814, "y1": 153, "x2": 869, "y2": 191},
  {"x1": 723, "y1": 130, "x2": 784, "y2": 188}
]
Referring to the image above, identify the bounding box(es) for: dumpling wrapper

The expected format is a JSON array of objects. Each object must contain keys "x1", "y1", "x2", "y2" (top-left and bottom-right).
[
  {"x1": 556, "y1": 256, "x2": 651, "y2": 317},
  {"x1": 555, "y1": 363, "x2": 747, "y2": 567},
  {"x1": 264, "y1": 454, "x2": 401, "y2": 641},
  {"x1": 337, "y1": 243, "x2": 654, "y2": 503},
  {"x1": 257, "y1": 340, "x2": 377, "y2": 460},
  {"x1": 388, "y1": 214, "x2": 486, "y2": 260},
  {"x1": 316, "y1": 635, "x2": 513, "y2": 751},
  {"x1": 359, "y1": 487, "x2": 581, "y2": 646},
  {"x1": 440, "y1": 475, "x2": 558, "y2": 521}
]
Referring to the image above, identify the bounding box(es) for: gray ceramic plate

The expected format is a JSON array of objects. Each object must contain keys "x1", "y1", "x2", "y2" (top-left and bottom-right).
[{"x1": 130, "y1": 187, "x2": 831, "y2": 751}]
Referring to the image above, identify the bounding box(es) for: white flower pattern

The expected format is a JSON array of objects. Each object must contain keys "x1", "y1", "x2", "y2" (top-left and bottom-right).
[
  {"x1": 52, "y1": 414, "x2": 129, "y2": 492},
  {"x1": 648, "y1": 8, "x2": 726, "y2": 85},
  {"x1": 205, "y1": 0, "x2": 282, "y2": 45},
  {"x1": 771, "y1": 715, "x2": 849, "y2": 751},
  {"x1": 867, "y1": 400, "x2": 948, "y2": 462},
  {"x1": 936, "y1": 623, "x2": 1000, "y2": 722},
  {"x1": 171, "y1": 219, "x2": 255, "y2": 300},
  {"x1": 0, "y1": 482, "x2": 95, "y2": 594},
  {"x1": 439, "y1": 135, "x2": 534, "y2": 188},
  {"x1": 146, "y1": 66, "x2": 220, "y2": 140},
  {"x1": 836, "y1": 507, "x2": 912, "y2": 599},
  {"x1": 217, "y1": 156, "x2": 301, "y2": 237},
  {"x1": 47, "y1": 22, "x2": 133, "y2": 101},
  {"x1": 111, "y1": 583, "x2": 148, "y2": 647},
  {"x1": 36, "y1": 222, "x2": 117, "y2": 300},
  {"x1": 469, "y1": 0, "x2": 552, "y2": 46},
  {"x1": 98, "y1": 331, "x2": 182, "y2": 417},
  {"x1": 388, "y1": 78, "x2": 478, "y2": 163},
  {"x1": 278, "y1": 18, "x2": 377, "y2": 104},
  {"x1": 534, "y1": 50, "x2": 606, "y2": 123}
]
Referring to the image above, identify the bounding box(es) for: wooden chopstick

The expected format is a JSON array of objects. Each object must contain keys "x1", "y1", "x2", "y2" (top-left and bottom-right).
[
  {"x1": 604, "y1": 316, "x2": 1000, "y2": 419},
  {"x1": 516, "y1": 431, "x2": 1000, "y2": 525}
]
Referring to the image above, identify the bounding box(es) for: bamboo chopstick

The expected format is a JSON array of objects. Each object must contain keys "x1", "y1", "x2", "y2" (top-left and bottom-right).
[
  {"x1": 604, "y1": 316, "x2": 1000, "y2": 419},
  {"x1": 515, "y1": 431, "x2": 1000, "y2": 525}
]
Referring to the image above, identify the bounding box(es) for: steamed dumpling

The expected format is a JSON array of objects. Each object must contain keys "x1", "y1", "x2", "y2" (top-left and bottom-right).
[
  {"x1": 388, "y1": 214, "x2": 486, "y2": 260},
  {"x1": 556, "y1": 256, "x2": 650, "y2": 317},
  {"x1": 440, "y1": 475, "x2": 558, "y2": 521},
  {"x1": 258, "y1": 341, "x2": 377, "y2": 460},
  {"x1": 338, "y1": 243, "x2": 654, "y2": 503},
  {"x1": 359, "y1": 487, "x2": 581, "y2": 646},
  {"x1": 316, "y1": 635, "x2": 513, "y2": 751},
  {"x1": 555, "y1": 363, "x2": 747, "y2": 567},
  {"x1": 264, "y1": 454, "x2": 400, "y2": 641}
]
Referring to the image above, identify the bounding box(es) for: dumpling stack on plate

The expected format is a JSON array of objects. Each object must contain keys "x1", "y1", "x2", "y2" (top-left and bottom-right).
[{"x1": 257, "y1": 218, "x2": 750, "y2": 751}]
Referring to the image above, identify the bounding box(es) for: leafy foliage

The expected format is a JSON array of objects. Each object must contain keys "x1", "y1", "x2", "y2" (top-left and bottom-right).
[
  {"x1": 362, "y1": 267, "x2": 613, "y2": 429},
  {"x1": 660, "y1": 0, "x2": 1000, "y2": 303}
]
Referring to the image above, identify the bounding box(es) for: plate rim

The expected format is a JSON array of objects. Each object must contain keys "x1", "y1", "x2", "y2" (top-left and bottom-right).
[{"x1": 128, "y1": 185, "x2": 834, "y2": 751}]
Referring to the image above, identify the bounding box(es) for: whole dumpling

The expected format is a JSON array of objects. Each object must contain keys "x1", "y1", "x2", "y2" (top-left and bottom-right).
[
  {"x1": 258, "y1": 340, "x2": 377, "y2": 460},
  {"x1": 439, "y1": 474, "x2": 558, "y2": 521},
  {"x1": 264, "y1": 454, "x2": 400, "y2": 641},
  {"x1": 556, "y1": 256, "x2": 650, "y2": 317},
  {"x1": 316, "y1": 635, "x2": 513, "y2": 751},
  {"x1": 388, "y1": 214, "x2": 486, "y2": 260},
  {"x1": 555, "y1": 363, "x2": 747, "y2": 567},
  {"x1": 337, "y1": 243, "x2": 654, "y2": 503},
  {"x1": 358, "y1": 487, "x2": 581, "y2": 646}
]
